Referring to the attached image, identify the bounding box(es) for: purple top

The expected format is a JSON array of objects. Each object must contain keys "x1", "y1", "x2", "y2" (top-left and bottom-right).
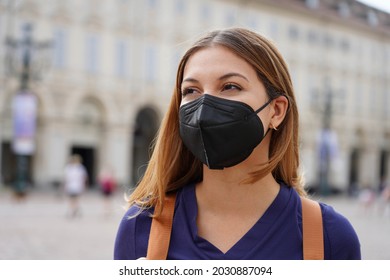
[{"x1": 114, "y1": 183, "x2": 361, "y2": 260}]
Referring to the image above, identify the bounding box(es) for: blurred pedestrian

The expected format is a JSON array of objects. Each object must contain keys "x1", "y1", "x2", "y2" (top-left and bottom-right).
[
  {"x1": 378, "y1": 177, "x2": 390, "y2": 216},
  {"x1": 63, "y1": 154, "x2": 87, "y2": 218},
  {"x1": 358, "y1": 185, "x2": 376, "y2": 214},
  {"x1": 98, "y1": 165, "x2": 117, "y2": 217}
]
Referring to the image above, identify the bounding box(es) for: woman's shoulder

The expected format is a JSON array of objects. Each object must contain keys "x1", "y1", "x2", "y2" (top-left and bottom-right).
[
  {"x1": 122, "y1": 203, "x2": 153, "y2": 223},
  {"x1": 114, "y1": 185, "x2": 192, "y2": 260},
  {"x1": 319, "y1": 202, "x2": 361, "y2": 259},
  {"x1": 114, "y1": 204, "x2": 153, "y2": 260},
  {"x1": 287, "y1": 184, "x2": 361, "y2": 260}
]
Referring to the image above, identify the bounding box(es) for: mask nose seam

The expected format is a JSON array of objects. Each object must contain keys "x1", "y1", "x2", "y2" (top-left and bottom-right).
[{"x1": 198, "y1": 124, "x2": 210, "y2": 168}]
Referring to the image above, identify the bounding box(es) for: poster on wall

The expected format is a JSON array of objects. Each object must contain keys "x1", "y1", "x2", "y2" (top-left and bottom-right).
[{"x1": 12, "y1": 91, "x2": 37, "y2": 155}]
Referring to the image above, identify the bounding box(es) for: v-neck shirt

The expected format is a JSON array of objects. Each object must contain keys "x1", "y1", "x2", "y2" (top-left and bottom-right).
[{"x1": 114, "y1": 183, "x2": 361, "y2": 260}]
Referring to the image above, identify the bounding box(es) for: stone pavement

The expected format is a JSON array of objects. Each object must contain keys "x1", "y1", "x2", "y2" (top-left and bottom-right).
[
  {"x1": 0, "y1": 187, "x2": 389, "y2": 260},
  {"x1": 319, "y1": 194, "x2": 390, "y2": 260},
  {"x1": 0, "y1": 188, "x2": 127, "y2": 260}
]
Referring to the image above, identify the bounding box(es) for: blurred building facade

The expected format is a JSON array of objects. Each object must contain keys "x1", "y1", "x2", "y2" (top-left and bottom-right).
[{"x1": 0, "y1": 0, "x2": 389, "y2": 192}]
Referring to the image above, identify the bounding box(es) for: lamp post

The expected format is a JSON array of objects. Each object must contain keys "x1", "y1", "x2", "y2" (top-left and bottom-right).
[
  {"x1": 318, "y1": 80, "x2": 332, "y2": 196},
  {"x1": 315, "y1": 78, "x2": 340, "y2": 196},
  {"x1": 5, "y1": 23, "x2": 51, "y2": 197}
]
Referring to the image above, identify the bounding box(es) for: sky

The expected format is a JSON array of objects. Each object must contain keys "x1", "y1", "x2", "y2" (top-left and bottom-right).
[{"x1": 356, "y1": 0, "x2": 390, "y2": 13}]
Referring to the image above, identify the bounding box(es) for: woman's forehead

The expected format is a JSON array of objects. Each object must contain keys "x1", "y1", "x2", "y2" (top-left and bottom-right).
[{"x1": 182, "y1": 46, "x2": 256, "y2": 81}]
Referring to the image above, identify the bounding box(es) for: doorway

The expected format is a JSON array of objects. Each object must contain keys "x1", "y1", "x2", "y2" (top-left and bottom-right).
[
  {"x1": 1, "y1": 141, "x2": 33, "y2": 187},
  {"x1": 348, "y1": 148, "x2": 360, "y2": 196},
  {"x1": 132, "y1": 107, "x2": 159, "y2": 185},
  {"x1": 380, "y1": 149, "x2": 389, "y2": 180}
]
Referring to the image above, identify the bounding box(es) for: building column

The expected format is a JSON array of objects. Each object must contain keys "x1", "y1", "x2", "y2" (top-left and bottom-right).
[
  {"x1": 100, "y1": 122, "x2": 132, "y2": 189},
  {"x1": 34, "y1": 119, "x2": 71, "y2": 189},
  {"x1": 360, "y1": 147, "x2": 380, "y2": 189}
]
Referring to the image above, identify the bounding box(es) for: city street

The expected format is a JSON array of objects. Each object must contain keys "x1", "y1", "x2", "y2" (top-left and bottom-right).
[
  {"x1": 0, "y1": 187, "x2": 389, "y2": 260},
  {"x1": 0, "y1": 187, "x2": 126, "y2": 260}
]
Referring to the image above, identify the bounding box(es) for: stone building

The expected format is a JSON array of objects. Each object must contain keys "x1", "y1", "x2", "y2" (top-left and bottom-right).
[{"x1": 0, "y1": 0, "x2": 389, "y2": 193}]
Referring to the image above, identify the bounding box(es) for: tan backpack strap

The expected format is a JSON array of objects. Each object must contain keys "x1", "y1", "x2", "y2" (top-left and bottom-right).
[
  {"x1": 301, "y1": 197, "x2": 324, "y2": 260},
  {"x1": 146, "y1": 192, "x2": 177, "y2": 260}
]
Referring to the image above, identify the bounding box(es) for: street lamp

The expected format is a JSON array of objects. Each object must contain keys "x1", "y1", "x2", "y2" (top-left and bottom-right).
[
  {"x1": 5, "y1": 23, "x2": 51, "y2": 198},
  {"x1": 313, "y1": 77, "x2": 340, "y2": 196},
  {"x1": 318, "y1": 80, "x2": 332, "y2": 196}
]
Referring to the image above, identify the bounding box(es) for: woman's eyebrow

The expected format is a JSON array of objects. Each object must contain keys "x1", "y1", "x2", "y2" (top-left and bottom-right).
[
  {"x1": 182, "y1": 72, "x2": 249, "y2": 84},
  {"x1": 219, "y1": 72, "x2": 249, "y2": 82},
  {"x1": 182, "y1": 77, "x2": 199, "y2": 84}
]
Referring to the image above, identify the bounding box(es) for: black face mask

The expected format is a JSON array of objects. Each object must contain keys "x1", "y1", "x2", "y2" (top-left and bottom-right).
[{"x1": 179, "y1": 94, "x2": 272, "y2": 169}]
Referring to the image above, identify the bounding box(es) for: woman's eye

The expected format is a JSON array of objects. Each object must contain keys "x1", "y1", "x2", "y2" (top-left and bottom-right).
[
  {"x1": 223, "y1": 83, "x2": 241, "y2": 91},
  {"x1": 181, "y1": 87, "x2": 198, "y2": 96},
  {"x1": 181, "y1": 88, "x2": 194, "y2": 96}
]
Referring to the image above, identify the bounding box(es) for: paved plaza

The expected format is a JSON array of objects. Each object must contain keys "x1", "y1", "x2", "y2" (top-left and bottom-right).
[
  {"x1": 0, "y1": 187, "x2": 389, "y2": 260},
  {"x1": 0, "y1": 187, "x2": 126, "y2": 260}
]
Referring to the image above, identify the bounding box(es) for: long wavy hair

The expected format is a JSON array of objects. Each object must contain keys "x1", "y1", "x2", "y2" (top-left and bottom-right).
[{"x1": 128, "y1": 27, "x2": 306, "y2": 215}]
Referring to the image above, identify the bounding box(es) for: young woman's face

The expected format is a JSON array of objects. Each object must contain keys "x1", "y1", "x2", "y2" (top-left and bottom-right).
[{"x1": 180, "y1": 45, "x2": 270, "y2": 118}]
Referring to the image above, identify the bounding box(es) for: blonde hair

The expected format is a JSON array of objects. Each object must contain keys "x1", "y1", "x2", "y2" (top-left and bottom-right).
[{"x1": 128, "y1": 27, "x2": 306, "y2": 214}]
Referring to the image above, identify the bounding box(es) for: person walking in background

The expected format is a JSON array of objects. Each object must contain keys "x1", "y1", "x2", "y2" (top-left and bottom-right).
[
  {"x1": 378, "y1": 176, "x2": 390, "y2": 217},
  {"x1": 358, "y1": 184, "x2": 376, "y2": 215},
  {"x1": 63, "y1": 154, "x2": 87, "y2": 218},
  {"x1": 98, "y1": 164, "x2": 117, "y2": 218}
]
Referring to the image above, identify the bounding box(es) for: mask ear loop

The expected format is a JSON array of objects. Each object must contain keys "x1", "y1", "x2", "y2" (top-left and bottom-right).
[
  {"x1": 259, "y1": 93, "x2": 289, "y2": 131},
  {"x1": 252, "y1": 98, "x2": 274, "y2": 138},
  {"x1": 253, "y1": 98, "x2": 274, "y2": 114}
]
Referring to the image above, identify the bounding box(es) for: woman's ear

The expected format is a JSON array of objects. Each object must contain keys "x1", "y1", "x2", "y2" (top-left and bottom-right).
[{"x1": 269, "y1": 95, "x2": 289, "y2": 130}]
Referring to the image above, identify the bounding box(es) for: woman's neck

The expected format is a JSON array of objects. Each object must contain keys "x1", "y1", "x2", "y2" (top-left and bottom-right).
[
  {"x1": 196, "y1": 166, "x2": 280, "y2": 215},
  {"x1": 194, "y1": 166, "x2": 280, "y2": 253}
]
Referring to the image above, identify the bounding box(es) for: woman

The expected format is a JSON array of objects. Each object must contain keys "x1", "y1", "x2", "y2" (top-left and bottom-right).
[{"x1": 114, "y1": 28, "x2": 361, "y2": 259}]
